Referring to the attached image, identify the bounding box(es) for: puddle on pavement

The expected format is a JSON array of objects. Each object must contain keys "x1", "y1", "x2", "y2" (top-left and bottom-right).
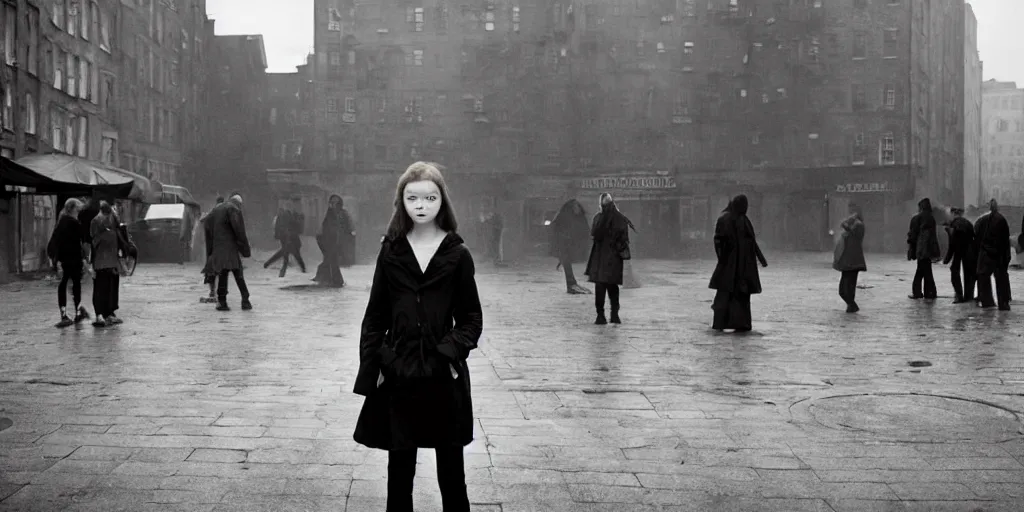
[{"x1": 908, "y1": 360, "x2": 933, "y2": 367}]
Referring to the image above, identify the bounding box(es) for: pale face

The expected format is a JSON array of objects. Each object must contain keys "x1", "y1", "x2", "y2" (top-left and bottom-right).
[{"x1": 403, "y1": 180, "x2": 443, "y2": 226}]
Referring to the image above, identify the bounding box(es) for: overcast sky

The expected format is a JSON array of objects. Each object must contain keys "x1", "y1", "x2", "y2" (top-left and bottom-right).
[{"x1": 207, "y1": 0, "x2": 1023, "y2": 84}]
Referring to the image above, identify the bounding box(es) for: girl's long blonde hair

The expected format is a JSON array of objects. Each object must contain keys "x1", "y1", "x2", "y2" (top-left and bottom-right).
[{"x1": 61, "y1": 198, "x2": 84, "y2": 218}]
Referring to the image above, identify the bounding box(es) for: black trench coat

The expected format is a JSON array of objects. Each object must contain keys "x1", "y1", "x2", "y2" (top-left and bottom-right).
[
  {"x1": 585, "y1": 207, "x2": 629, "y2": 285},
  {"x1": 709, "y1": 212, "x2": 766, "y2": 295},
  {"x1": 203, "y1": 201, "x2": 251, "y2": 272},
  {"x1": 353, "y1": 232, "x2": 483, "y2": 450},
  {"x1": 974, "y1": 211, "x2": 1011, "y2": 275}
]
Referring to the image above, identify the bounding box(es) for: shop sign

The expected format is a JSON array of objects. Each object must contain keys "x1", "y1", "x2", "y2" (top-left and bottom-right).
[
  {"x1": 835, "y1": 182, "x2": 895, "y2": 193},
  {"x1": 579, "y1": 176, "x2": 677, "y2": 190}
]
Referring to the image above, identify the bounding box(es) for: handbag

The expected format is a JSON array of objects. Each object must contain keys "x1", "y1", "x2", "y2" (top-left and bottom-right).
[{"x1": 618, "y1": 240, "x2": 632, "y2": 260}]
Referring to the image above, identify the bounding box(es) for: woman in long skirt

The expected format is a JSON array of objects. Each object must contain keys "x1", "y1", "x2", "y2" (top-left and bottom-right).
[{"x1": 708, "y1": 194, "x2": 767, "y2": 332}]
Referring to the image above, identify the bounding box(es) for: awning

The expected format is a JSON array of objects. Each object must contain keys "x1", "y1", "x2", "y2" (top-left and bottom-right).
[
  {"x1": 15, "y1": 153, "x2": 159, "y2": 201},
  {"x1": 1, "y1": 156, "x2": 134, "y2": 197}
]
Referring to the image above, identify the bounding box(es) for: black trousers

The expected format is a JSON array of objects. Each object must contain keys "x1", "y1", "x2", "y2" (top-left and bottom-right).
[
  {"x1": 92, "y1": 269, "x2": 120, "y2": 317},
  {"x1": 387, "y1": 447, "x2": 469, "y2": 512},
  {"x1": 977, "y1": 266, "x2": 1011, "y2": 307},
  {"x1": 838, "y1": 270, "x2": 859, "y2": 305},
  {"x1": 911, "y1": 258, "x2": 937, "y2": 299},
  {"x1": 560, "y1": 257, "x2": 577, "y2": 287},
  {"x1": 594, "y1": 283, "x2": 620, "y2": 313},
  {"x1": 217, "y1": 268, "x2": 250, "y2": 302},
  {"x1": 949, "y1": 252, "x2": 976, "y2": 301},
  {"x1": 58, "y1": 261, "x2": 83, "y2": 310},
  {"x1": 265, "y1": 238, "x2": 305, "y2": 273}
]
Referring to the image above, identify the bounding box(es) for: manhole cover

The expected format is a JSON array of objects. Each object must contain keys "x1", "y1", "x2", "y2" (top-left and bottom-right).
[{"x1": 806, "y1": 394, "x2": 1022, "y2": 442}]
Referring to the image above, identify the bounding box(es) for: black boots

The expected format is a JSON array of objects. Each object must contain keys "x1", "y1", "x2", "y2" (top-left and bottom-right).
[
  {"x1": 610, "y1": 310, "x2": 621, "y2": 324},
  {"x1": 595, "y1": 312, "x2": 607, "y2": 325}
]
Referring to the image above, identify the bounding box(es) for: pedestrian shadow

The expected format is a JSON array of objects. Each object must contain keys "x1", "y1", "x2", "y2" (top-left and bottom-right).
[{"x1": 279, "y1": 284, "x2": 344, "y2": 292}]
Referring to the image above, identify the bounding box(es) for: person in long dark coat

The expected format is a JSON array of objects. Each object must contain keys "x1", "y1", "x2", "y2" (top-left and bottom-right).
[
  {"x1": 313, "y1": 194, "x2": 352, "y2": 287},
  {"x1": 47, "y1": 198, "x2": 91, "y2": 327},
  {"x1": 550, "y1": 198, "x2": 591, "y2": 294},
  {"x1": 709, "y1": 194, "x2": 768, "y2": 332},
  {"x1": 907, "y1": 197, "x2": 941, "y2": 300},
  {"x1": 204, "y1": 193, "x2": 252, "y2": 311},
  {"x1": 90, "y1": 201, "x2": 125, "y2": 327},
  {"x1": 353, "y1": 162, "x2": 482, "y2": 512},
  {"x1": 198, "y1": 196, "x2": 225, "y2": 303},
  {"x1": 264, "y1": 198, "x2": 307, "y2": 277},
  {"x1": 585, "y1": 193, "x2": 630, "y2": 324},
  {"x1": 974, "y1": 198, "x2": 1011, "y2": 310},
  {"x1": 942, "y1": 207, "x2": 977, "y2": 304},
  {"x1": 833, "y1": 204, "x2": 866, "y2": 313}
]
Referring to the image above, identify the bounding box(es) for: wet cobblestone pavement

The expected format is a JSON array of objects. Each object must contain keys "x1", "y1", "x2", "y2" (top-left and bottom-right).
[{"x1": 1, "y1": 249, "x2": 1023, "y2": 511}]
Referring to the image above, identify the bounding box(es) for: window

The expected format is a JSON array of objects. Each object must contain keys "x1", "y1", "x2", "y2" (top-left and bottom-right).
[
  {"x1": 436, "y1": 1, "x2": 448, "y2": 32},
  {"x1": 485, "y1": 9, "x2": 495, "y2": 31},
  {"x1": 997, "y1": 119, "x2": 1008, "y2": 132},
  {"x1": 327, "y1": 7, "x2": 341, "y2": 31},
  {"x1": 89, "y1": 2, "x2": 98, "y2": 43},
  {"x1": 883, "y1": 29, "x2": 898, "y2": 58},
  {"x1": 328, "y1": 142, "x2": 338, "y2": 161},
  {"x1": 881, "y1": 132, "x2": 895, "y2": 165},
  {"x1": 101, "y1": 135, "x2": 117, "y2": 165},
  {"x1": 53, "y1": 48, "x2": 64, "y2": 90},
  {"x1": 77, "y1": 116, "x2": 87, "y2": 157},
  {"x1": 99, "y1": 9, "x2": 110, "y2": 52},
  {"x1": 883, "y1": 84, "x2": 895, "y2": 109},
  {"x1": 4, "y1": 3, "x2": 14, "y2": 66},
  {"x1": 326, "y1": 98, "x2": 338, "y2": 112},
  {"x1": 25, "y1": 7, "x2": 40, "y2": 75},
  {"x1": 345, "y1": 97, "x2": 355, "y2": 112},
  {"x1": 330, "y1": 52, "x2": 341, "y2": 66},
  {"x1": 50, "y1": 108, "x2": 63, "y2": 149},
  {"x1": 342, "y1": 143, "x2": 354, "y2": 167},
  {"x1": 79, "y1": 58, "x2": 89, "y2": 99},
  {"x1": 656, "y1": 42, "x2": 665, "y2": 53},
  {"x1": 53, "y1": 0, "x2": 65, "y2": 28},
  {"x1": 414, "y1": 7, "x2": 424, "y2": 31},
  {"x1": 852, "y1": 34, "x2": 866, "y2": 59},
  {"x1": 67, "y1": 0, "x2": 78, "y2": 36},
  {"x1": 67, "y1": 54, "x2": 78, "y2": 94},
  {"x1": 1, "y1": 87, "x2": 11, "y2": 130},
  {"x1": 852, "y1": 84, "x2": 866, "y2": 111},
  {"x1": 777, "y1": 87, "x2": 787, "y2": 99},
  {"x1": 413, "y1": 49, "x2": 423, "y2": 66},
  {"x1": 24, "y1": 93, "x2": 36, "y2": 134},
  {"x1": 156, "y1": 9, "x2": 164, "y2": 44},
  {"x1": 683, "y1": 41, "x2": 694, "y2": 54},
  {"x1": 81, "y1": 0, "x2": 90, "y2": 39},
  {"x1": 512, "y1": 6, "x2": 520, "y2": 32},
  {"x1": 348, "y1": 50, "x2": 356, "y2": 65}
]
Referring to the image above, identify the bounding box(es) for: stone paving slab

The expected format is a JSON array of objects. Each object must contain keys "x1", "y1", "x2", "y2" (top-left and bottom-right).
[{"x1": 0, "y1": 252, "x2": 1023, "y2": 510}]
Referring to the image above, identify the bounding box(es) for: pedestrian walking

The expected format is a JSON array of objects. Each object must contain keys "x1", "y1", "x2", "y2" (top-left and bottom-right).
[
  {"x1": 943, "y1": 207, "x2": 977, "y2": 304},
  {"x1": 709, "y1": 194, "x2": 768, "y2": 332},
  {"x1": 974, "y1": 199, "x2": 1011, "y2": 310},
  {"x1": 47, "y1": 198, "x2": 91, "y2": 327},
  {"x1": 352, "y1": 161, "x2": 482, "y2": 512},
  {"x1": 585, "y1": 193, "x2": 631, "y2": 324},
  {"x1": 549, "y1": 198, "x2": 591, "y2": 294},
  {"x1": 264, "y1": 197, "x2": 307, "y2": 277},
  {"x1": 312, "y1": 194, "x2": 353, "y2": 287},
  {"x1": 89, "y1": 201, "x2": 128, "y2": 327},
  {"x1": 197, "y1": 196, "x2": 225, "y2": 303},
  {"x1": 907, "y1": 198, "x2": 941, "y2": 300},
  {"x1": 204, "y1": 193, "x2": 253, "y2": 311},
  {"x1": 833, "y1": 203, "x2": 866, "y2": 313}
]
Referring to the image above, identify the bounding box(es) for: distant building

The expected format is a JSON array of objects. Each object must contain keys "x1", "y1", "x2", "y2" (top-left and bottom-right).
[
  {"x1": 981, "y1": 80, "x2": 1024, "y2": 207},
  {"x1": 963, "y1": 3, "x2": 982, "y2": 208}
]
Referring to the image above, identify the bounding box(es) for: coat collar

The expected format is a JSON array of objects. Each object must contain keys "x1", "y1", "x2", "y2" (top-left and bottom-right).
[{"x1": 384, "y1": 232, "x2": 466, "y2": 287}]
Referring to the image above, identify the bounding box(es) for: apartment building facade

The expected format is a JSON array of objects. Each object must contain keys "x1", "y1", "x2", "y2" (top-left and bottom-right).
[
  {"x1": 981, "y1": 80, "x2": 1024, "y2": 207},
  {"x1": 963, "y1": 3, "x2": 982, "y2": 208}
]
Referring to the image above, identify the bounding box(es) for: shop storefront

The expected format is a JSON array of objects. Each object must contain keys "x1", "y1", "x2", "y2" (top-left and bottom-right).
[{"x1": 572, "y1": 174, "x2": 682, "y2": 259}]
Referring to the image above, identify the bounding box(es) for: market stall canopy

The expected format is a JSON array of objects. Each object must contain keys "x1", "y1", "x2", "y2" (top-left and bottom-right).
[
  {"x1": 15, "y1": 153, "x2": 159, "y2": 201},
  {"x1": 1, "y1": 156, "x2": 134, "y2": 197}
]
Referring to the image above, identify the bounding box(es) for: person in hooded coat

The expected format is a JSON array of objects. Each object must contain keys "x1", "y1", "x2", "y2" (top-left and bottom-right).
[
  {"x1": 313, "y1": 194, "x2": 354, "y2": 287},
  {"x1": 833, "y1": 203, "x2": 866, "y2": 313},
  {"x1": 907, "y1": 197, "x2": 941, "y2": 300},
  {"x1": 709, "y1": 194, "x2": 768, "y2": 332},
  {"x1": 585, "y1": 193, "x2": 630, "y2": 324},
  {"x1": 353, "y1": 162, "x2": 482, "y2": 512},
  {"x1": 942, "y1": 207, "x2": 977, "y2": 304},
  {"x1": 204, "y1": 193, "x2": 253, "y2": 311},
  {"x1": 974, "y1": 198, "x2": 1011, "y2": 310},
  {"x1": 550, "y1": 198, "x2": 592, "y2": 294}
]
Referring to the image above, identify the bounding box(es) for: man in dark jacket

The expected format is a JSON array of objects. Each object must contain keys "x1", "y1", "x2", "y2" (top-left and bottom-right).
[
  {"x1": 907, "y1": 197, "x2": 941, "y2": 300},
  {"x1": 204, "y1": 193, "x2": 253, "y2": 311},
  {"x1": 943, "y1": 207, "x2": 977, "y2": 304},
  {"x1": 974, "y1": 199, "x2": 1011, "y2": 310},
  {"x1": 263, "y1": 197, "x2": 306, "y2": 277}
]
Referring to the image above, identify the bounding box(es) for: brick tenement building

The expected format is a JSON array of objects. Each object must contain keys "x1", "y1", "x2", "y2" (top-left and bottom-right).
[
  {"x1": 963, "y1": 3, "x2": 982, "y2": 209},
  {"x1": 301, "y1": 0, "x2": 970, "y2": 259},
  {"x1": 980, "y1": 80, "x2": 1024, "y2": 208},
  {"x1": 116, "y1": 0, "x2": 212, "y2": 187}
]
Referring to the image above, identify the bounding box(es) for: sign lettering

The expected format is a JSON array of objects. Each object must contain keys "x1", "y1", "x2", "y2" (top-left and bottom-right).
[
  {"x1": 835, "y1": 182, "x2": 893, "y2": 193},
  {"x1": 579, "y1": 176, "x2": 677, "y2": 190}
]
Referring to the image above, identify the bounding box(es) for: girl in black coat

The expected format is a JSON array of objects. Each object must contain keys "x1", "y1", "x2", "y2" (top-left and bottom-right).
[
  {"x1": 47, "y1": 198, "x2": 91, "y2": 327},
  {"x1": 585, "y1": 193, "x2": 631, "y2": 324},
  {"x1": 353, "y1": 161, "x2": 482, "y2": 512}
]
